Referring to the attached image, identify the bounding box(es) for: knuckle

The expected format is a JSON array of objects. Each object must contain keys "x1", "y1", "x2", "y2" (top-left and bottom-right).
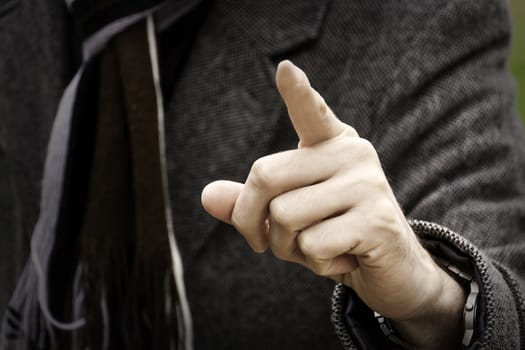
[
  {"x1": 335, "y1": 138, "x2": 378, "y2": 165},
  {"x1": 249, "y1": 157, "x2": 274, "y2": 190},
  {"x1": 360, "y1": 170, "x2": 389, "y2": 193},
  {"x1": 269, "y1": 197, "x2": 289, "y2": 226},
  {"x1": 370, "y1": 199, "x2": 402, "y2": 236},
  {"x1": 297, "y1": 232, "x2": 315, "y2": 256},
  {"x1": 342, "y1": 125, "x2": 359, "y2": 138},
  {"x1": 355, "y1": 138, "x2": 377, "y2": 158},
  {"x1": 297, "y1": 231, "x2": 324, "y2": 261},
  {"x1": 373, "y1": 197, "x2": 397, "y2": 216},
  {"x1": 337, "y1": 135, "x2": 358, "y2": 151}
]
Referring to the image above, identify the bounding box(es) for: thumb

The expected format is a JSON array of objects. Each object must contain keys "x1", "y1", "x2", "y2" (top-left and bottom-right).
[
  {"x1": 275, "y1": 60, "x2": 347, "y2": 147},
  {"x1": 201, "y1": 180, "x2": 243, "y2": 224}
]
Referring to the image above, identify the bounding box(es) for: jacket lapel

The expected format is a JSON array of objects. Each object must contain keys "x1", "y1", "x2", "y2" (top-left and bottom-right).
[
  {"x1": 225, "y1": 0, "x2": 333, "y2": 57},
  {"x1": 164, "y1": 0, "x2": 332, "y2": 262}
]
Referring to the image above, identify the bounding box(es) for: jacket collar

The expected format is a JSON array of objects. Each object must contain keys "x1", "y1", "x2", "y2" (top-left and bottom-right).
[{"x1": 221, "y1": 0, "x2": 333, "y2": 56}]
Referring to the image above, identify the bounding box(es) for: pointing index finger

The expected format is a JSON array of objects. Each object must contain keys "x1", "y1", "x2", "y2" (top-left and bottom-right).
[{"x1": 276, "y1": 60, "x2": 347, "y2": 147}]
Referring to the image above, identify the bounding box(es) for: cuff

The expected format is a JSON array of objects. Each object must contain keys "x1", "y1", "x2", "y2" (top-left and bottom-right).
[{"x1": 331, "y1": 219, "x2": 524, "y2": 350}]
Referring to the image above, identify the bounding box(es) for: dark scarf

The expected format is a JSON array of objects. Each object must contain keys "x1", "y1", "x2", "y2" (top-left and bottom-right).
[{"x1": 1, "y1": 1, "x2": 202, "y2": 349}]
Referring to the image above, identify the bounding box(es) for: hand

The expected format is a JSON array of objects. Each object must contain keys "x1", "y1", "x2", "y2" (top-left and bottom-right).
[{"x1": 201, "y1": 60, "x2": 465, "y2": 348}]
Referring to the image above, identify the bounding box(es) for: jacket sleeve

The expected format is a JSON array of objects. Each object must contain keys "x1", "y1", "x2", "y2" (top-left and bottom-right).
[{"x1": 330, "y1": 0, "x2": 525, "y2": 348}]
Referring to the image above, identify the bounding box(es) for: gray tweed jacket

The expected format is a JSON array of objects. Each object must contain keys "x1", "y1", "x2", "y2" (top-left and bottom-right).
[{"x1": 1, "y1": 0, "x2": 524, "y2": 349}]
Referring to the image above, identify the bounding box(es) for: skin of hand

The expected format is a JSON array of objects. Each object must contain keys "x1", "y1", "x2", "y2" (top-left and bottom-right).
[{"x1": 201, "y1": 60, "x2": 466, "y2": 348}]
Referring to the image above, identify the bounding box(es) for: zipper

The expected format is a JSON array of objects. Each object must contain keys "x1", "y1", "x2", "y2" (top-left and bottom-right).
[
  {"x1": 331, "y1": 283, "x2": 357, "y2": 350},
  {"x1": 331, "y1": 219, "x2": 498, "y2": 350}
]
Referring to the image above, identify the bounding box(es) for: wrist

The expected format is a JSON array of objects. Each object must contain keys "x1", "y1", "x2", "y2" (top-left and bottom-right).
[{"x1": 391, "y1": 261, "x2": 466, "y2": 349}]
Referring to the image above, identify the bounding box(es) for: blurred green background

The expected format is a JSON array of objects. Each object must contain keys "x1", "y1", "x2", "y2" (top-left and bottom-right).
[{"x1": 510, "y1": 0, "x2": 525, "y2": 121}]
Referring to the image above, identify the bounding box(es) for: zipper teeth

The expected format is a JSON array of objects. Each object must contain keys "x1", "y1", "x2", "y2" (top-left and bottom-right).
[
  {"x1": 331, "y1": 220, "x2": 495, "y2": 350},
  {"x1": 331, "y1": 284, "x2": 356, "y2": 350}
]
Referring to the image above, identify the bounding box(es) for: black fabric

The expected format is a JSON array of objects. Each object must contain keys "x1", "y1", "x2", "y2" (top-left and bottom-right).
[
  {"x1": 344, "y1": 289, "x2": 404, "y2": 350},
  {"x1": 2, "y1": 1, "x2": 525, "y2": 349},
  {"x1": 70, "y1": 0, "x2": 164, "y2": 38},
  {"x1": 0, "y1": 1, "x2": 192, "y2": 348},
  {"x1": 74, "y1": 19, "x2": 179, "y2": 350},
  {"x1": 47, "y1": 57, "x2": 100, "y2": 349},
  {"x1": 158, "y1": 0, "x2": 209, "y2": 102},
  {"x1": 77, "y1": 43, "x2": 137, "y2": 349},
  {"x1": 342, "y1": 238, "x2": 485, "y2": 350}
]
